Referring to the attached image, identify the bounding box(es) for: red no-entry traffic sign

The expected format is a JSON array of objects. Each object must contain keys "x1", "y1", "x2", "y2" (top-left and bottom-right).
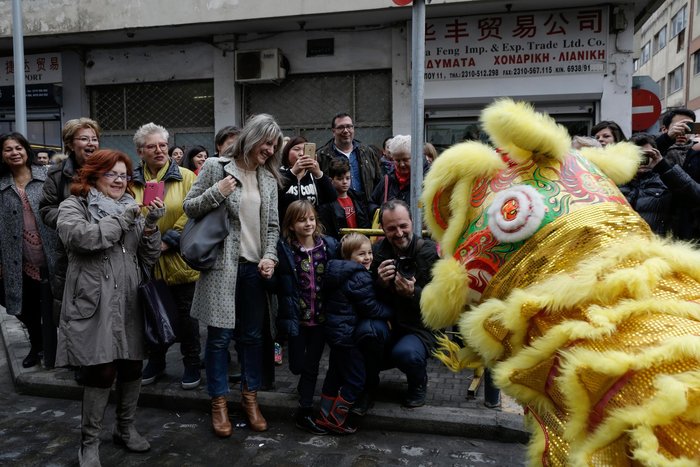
[
  {"x1": 393, "y1": 0, "x2": 412, "y2": 5},
  {"x1": 631, "y1": 88, "x2": 662, "y2": 131}
]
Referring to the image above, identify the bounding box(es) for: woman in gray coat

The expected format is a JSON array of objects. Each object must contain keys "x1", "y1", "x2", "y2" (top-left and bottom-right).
[
  {"x1": 56, "y1": 149, "x2": 164, "y2": 467},
  {"x1": 183, "y1": 114, "x2": 282, "y2": 438},
  {"x1": 0, "y1": 132, "x2": 58, "y2": 369}
]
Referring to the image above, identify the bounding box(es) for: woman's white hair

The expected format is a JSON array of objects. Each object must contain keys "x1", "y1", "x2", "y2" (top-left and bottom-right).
[
  {"x1": 388, "y1": 134, "x2": 411, "y2": 155},
  {"x1": 133, "y1": 122, "x2": 169, "y2": 148}
]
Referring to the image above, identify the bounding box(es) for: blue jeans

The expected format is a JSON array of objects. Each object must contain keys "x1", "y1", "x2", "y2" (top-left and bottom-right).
[
  {"x1": 287, "y1": 325, "x2": 325, "y2": 408},
  {"x1": 362, "y1": 330, "x2": 428, "y2": 391},
  {"x1": 321, "y1": 345, "x2": 365, "y2": 403},
  {"x1": 205, "y1": 262, "x2": 266, "y2": 397}
]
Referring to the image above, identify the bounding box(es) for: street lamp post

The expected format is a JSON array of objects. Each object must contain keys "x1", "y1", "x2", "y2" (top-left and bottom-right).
[
  {"x1": 410, "y1": 0, "x2": 426, "y2": 236},
  {"x1": 12, "y1": 0, "x2": 27, "y2": 136}
]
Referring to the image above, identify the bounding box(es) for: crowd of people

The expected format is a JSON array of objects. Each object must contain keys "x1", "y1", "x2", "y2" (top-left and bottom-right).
[
  {"x1": 589, "y1": 109, "x2": 700, "y2": 239},
  {"x1": 4, "y1": 106, "x2": 697, "y2": 465},
  {"x1": 0, "y1": 111, "x2": 443, "y2": 466}
]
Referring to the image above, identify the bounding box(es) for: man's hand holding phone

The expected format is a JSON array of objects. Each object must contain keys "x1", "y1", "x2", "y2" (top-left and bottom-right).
[{"x1": 639, "y1": 147, "x2": 662, "y2": 173}]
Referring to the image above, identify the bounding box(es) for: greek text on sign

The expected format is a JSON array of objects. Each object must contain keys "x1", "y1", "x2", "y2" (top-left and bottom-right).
[
  {"x1": 0, "y1": 53, "x2": 62, "y2": 85},
  {"x1": 424, "y1": 7, "x2": 608, "y2": 81}
]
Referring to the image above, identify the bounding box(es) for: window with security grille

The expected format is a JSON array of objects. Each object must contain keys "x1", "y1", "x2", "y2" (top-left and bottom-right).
[
  {"x1": 89, "y1": 80, "x2": 215, "y2": 157},
  {"x1": 243, "y1": 70, "x2": 392, "y2": 149}
]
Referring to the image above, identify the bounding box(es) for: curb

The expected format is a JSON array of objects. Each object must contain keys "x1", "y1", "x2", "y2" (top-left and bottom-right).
[{"x1": 1, "y1": 313, "x2": 529, "y2": 443}]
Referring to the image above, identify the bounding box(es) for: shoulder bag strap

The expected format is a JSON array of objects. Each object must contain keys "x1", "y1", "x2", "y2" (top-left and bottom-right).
[{"x1": 383, "y1": 174, "x2": 389, "y2": 203}]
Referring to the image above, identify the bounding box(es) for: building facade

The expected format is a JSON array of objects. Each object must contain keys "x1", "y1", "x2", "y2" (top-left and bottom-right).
[
  {"x1": 634, "y1": 0, "x2": 700, "y2": 122},
  {"x1": 0, "y1": 0, "x2": 660, "y2": 155}
]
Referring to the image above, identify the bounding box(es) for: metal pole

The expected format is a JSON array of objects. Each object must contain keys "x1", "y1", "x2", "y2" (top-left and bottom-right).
[
  {"x1": 410, "y1": 0, "x2": 426, "y2": 236},
  {"x1": 12, "y1": 0, "x2": 27, "y2": 136}
]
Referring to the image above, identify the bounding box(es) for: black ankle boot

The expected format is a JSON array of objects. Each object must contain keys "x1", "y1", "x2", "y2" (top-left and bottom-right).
[
  {"x1": 350, "y1": 392, "x2": 374, "y2": 416},
  {"x1": 403, "y1": 376, "x2": 427, "y2": 408},
  {"x1": 294, "y1": 407, "x2": 327, "y2": 435},
  {"x1": 22, "y1": 349, "x2": 42, "y2": 368}
]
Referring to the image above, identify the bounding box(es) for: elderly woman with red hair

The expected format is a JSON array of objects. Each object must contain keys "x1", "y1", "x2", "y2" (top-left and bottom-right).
[{"x1": 56, "y1": 149, "x2": 164, "y2": 467}]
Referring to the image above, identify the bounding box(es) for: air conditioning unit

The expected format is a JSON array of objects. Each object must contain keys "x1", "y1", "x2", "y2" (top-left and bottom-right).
[{"x1": 235, "y1": 48, "x2": 286, "y2": 83}]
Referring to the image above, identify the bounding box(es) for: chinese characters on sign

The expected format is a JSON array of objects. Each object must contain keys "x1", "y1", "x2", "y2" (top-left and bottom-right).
[
  {"x1": 424, "y1": 7, "x2": 608, "y2": 81},
  {"x1": 0, "y1": 53, "x2": 62, "y2": 85}
]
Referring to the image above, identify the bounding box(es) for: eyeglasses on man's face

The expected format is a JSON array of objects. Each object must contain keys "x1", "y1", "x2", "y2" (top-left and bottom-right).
[
  {"x1": 102, "y1": 172, "x2": 131, "y2": 182},
  {"x1": 334, "y1": 124, "x2": 354, "y2": 132},
  {"x1": 74, "y1": 136, "x2": 99, "y2": 144},
  {"x1": 143, "y1": 143, "x2": 169, "y2": 152}
]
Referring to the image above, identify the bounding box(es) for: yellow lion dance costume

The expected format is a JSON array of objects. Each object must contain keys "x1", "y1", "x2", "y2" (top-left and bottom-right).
[{"x1": 420, "y1": 99, "x2": 700, "y2": 466}]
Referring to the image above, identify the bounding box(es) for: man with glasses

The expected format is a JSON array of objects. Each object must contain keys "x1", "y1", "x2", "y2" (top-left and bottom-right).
[
  {"x1": 318, "y1": 113, "x2": 381, "y2": 202},
  {"x1": 131, "y1": 123, "x2": 202, "y2": 390}
]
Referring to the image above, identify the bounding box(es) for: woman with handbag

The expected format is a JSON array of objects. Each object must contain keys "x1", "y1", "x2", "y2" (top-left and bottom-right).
[
  {"x1": 0, "y1": 132, "x2": 58, "y2": 368},
  {"x1": 183, "y1": 114, "x2": 282, "y2": 438},
  {"x1": 55, "y1": 149, "x2": 164, "y2": 466}
]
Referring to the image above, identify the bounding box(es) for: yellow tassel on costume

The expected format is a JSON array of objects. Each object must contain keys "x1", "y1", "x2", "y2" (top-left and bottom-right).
[{"x1": 432, "y1": 333, "x2": 482, "y2": 372}]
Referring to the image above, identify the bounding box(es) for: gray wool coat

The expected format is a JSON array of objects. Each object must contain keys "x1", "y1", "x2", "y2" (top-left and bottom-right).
[
  {"x1": 183, "y1": 157, "x2": 279, "y2": 329},
  {"x1": 0, "y1": 165, "x2": 58, "y2": 316},
  {"x1": 55, "y1": 195, "x2": 161, "y2": 366}
]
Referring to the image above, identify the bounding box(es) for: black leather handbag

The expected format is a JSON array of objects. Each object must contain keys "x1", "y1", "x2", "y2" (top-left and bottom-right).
[
  {"x1": 180, "y1": 202, "x2": 230, "y2": 271},
  {"x1": 139, "y1": 266, "x2": 178, "y2": 348}
]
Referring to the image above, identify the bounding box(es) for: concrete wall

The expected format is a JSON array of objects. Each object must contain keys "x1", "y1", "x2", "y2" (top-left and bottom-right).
[{"x1": 0, "y1": 0, "x2": 471, "y2": 37}]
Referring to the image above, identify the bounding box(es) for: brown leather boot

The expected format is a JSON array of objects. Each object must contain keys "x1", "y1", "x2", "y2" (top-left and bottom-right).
[
  {"x1": 211, "y1": 396, "x2": 232, "y2": 438},
  {"x1": 241, "y1": 386, "x2": 268, "y2": 432}
]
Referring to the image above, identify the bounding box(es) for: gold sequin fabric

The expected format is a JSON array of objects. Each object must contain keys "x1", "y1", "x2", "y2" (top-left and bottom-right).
[{"x1": 461, "y1": 204, "x2": 700, "y2": 466}]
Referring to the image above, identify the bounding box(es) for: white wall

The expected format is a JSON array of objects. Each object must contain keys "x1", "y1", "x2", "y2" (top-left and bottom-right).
[
  {"x1": 0, "y1": 0, "x2": 474, "y2": 37},
  {"x1": 84, "y1": 43, "x2": 216, "y2": 85}
]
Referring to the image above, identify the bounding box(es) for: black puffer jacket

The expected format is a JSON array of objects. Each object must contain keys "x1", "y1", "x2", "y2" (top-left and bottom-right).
[
  {"x1": 323, "y1": 259, "x2": 393, "y2": 347},
  {"x1": 654, "y1": 156, "x2": 700, "y2": 240},
  {"x1": 618, "y1": 157, "x2": 700, "y2": 239},
  {"x1": 619, "y1": 173, "x2": 672, "y2": 235}
]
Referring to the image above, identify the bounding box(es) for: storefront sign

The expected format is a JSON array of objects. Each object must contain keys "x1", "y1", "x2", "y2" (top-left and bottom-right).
[
  {"x1": 424, "y1": 7, "x2": 608, "y2": 81},
  {"x1": 0, "y1": 84, "x2": 62, "y2": 108},
  {"x1": 0, "y1": 53, "x2": 62, "y2": 85}
]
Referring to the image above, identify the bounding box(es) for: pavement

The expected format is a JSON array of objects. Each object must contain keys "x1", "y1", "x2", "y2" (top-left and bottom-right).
[{"x1": 1, "y1": 311, "x2": 528, "y2": 443}]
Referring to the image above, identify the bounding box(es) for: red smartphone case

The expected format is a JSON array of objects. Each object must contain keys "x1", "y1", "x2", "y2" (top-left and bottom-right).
[{"x1": 143, "y1": 181, "x2": 164, "y2": 205}]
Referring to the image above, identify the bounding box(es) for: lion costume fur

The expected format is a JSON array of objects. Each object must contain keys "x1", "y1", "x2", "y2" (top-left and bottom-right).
[{"x1": 420, "y1": 99, "x2": 700, "y2": 466}]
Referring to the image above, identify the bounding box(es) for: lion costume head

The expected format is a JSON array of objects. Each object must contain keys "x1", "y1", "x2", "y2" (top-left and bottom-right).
[{"x1": 420, "y1": 99, "x2": 700, "y2": 466}]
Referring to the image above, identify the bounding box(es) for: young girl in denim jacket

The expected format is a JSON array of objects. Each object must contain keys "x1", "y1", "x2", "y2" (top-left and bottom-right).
[
  {"x1": 316, "y1": 233, "x2": 393, "y2": 434},
  {"x1": 275, "y1": 200, "x2": 338, "y2": 434}
]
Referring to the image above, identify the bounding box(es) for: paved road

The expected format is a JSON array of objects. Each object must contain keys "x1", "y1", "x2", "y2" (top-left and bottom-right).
[{"x1": 0, "y1": 330, "x2": 526, "y2": 466}]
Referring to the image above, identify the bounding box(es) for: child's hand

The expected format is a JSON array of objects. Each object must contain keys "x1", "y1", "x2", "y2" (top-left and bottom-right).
[{"x1": 258, "y1": 258, "x2": 276, "y2": 279}]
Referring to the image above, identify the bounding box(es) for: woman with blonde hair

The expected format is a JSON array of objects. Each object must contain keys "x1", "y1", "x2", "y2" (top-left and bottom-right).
[{"x1": 184, "y1": 113, "x2": 283, "y2": 438}]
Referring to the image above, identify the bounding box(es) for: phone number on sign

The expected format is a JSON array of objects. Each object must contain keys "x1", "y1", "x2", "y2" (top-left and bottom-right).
[
  {"x1": 424, "y1": 69, "x2": 501, "y2": 80},
  {"x1": 511, "y1": 66, "x2": 554, "y2": 76}
]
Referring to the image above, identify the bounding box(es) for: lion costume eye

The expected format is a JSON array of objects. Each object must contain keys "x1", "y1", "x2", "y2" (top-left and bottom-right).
[{"x1": 487, "y1": 185, "x2": 545, "y2": 243}]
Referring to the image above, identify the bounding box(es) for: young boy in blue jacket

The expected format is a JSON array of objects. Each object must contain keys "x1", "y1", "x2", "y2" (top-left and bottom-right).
[{"x1": 316, "y1": 233, "x2": 393, "y2": 434}]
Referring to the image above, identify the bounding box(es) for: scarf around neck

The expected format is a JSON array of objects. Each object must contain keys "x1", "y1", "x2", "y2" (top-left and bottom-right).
[
  {"x1": 86, "y1": 187, "x2": 139, "y2": 224},
  {"x1": 395, "y1": 166, "x2": 410, "y2": 191}
]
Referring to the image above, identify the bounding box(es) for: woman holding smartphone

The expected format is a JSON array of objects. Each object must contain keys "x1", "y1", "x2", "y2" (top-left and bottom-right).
[{"x1": 278, "y1": 136, "x2": 337, "y2": 224}]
